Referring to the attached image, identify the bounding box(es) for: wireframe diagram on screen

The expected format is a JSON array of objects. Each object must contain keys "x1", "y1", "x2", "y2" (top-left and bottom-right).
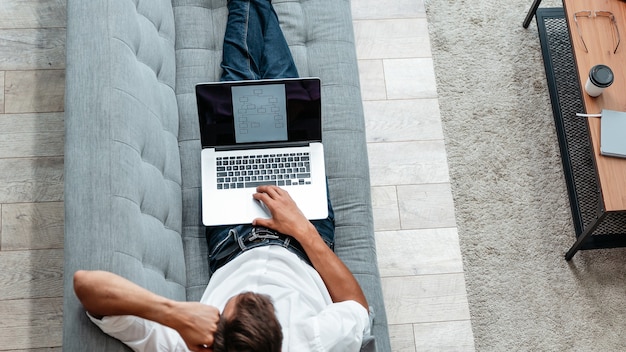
[{"x1": 232, "y1": 84, "x2": 288, "y2": 144}]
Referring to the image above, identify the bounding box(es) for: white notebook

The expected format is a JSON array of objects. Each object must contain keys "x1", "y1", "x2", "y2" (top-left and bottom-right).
[{"x1": 600, "y1": 109, "x2": 626, "y2": 158}]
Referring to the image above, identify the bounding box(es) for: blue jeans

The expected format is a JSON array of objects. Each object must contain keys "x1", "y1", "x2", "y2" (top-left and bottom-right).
[
  {"x1": 220, "y1": 0, "x2": 299, "y2": 81},
  {"x1": 207, "y1": 0, "x2": 335, "y2": 273}
]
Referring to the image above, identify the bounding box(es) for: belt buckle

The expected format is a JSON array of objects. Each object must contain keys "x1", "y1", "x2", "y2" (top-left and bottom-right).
[{"x1": 247, "y1": 227, "x2": 280, "y2": 242}]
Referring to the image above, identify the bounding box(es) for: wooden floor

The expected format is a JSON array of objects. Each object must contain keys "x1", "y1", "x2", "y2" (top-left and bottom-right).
[
  {"x1": 0, "y1": 0, "x2": 474, "y2": 350},
  {"x1": 353, "y1": 1, "x2": 475, "y2": 350},
  {"x1": 0, "y1": 0, "x2": 65, "y2": 350}
]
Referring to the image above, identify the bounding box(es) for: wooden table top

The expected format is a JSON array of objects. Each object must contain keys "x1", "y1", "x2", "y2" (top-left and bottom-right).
[{"x1": 563, "y1": 0, "x2": 626, "y2": 212}]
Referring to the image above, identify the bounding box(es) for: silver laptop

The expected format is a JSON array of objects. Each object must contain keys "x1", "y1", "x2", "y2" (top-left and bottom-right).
[{"x1": 196, "y1": 78, "x2": 328, "y2": 226}]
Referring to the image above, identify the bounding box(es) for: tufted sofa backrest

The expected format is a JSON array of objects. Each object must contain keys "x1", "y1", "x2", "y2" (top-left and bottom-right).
[{"x1": 64, "y1": 0, "x2": 186, "y2": 350}]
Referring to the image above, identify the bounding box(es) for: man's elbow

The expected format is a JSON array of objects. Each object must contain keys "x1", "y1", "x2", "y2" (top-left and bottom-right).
[
  {"x1": 73, "y1": 270, "x2": 90, "y2": 300},
  {"x1": 73, "y1": 270, "x2": 104, "y2": 319}
]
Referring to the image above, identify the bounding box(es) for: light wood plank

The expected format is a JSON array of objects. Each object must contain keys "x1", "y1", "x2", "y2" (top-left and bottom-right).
[
  {"x1": 397, "y1": 183, "x2": 457, "y2": 229},
  {"x1": 0, "y1": 157, "x2": 64, "y2": 203},
  {"x1": 351, "y1": 0, "x2": 425, "y2": 20},
  {"x1": 388, "y1": 324, "x2": 417, "y2": 352},
  {"x1": 4, "y1": 70, "x2": 65, "y2": 113},
  {"x1": 0, "y1": 249, "x2": 63, "y2": 300},
  {"x1": 0, "y1": 113, "x2": 64, "y2": 158},
  {"x1": 1, "y1": 71, "x2": 5, "y2": 113},
  {"x1": 357, "y1": 59, "x2": 387, "y2": 101},
  {"x1": 354, "y1": 19, "x2": 431, "y2": 60},
  {"x1": 0, "y1": 113, "x2": 63, "y2": 133},
  {"x1": 2, "y1": 202, "x2": 64, "y2": 251},
  {"x1": 367, "y1": 141, "x2": 450, "y2": 186},
  {"x1": 5, "y1": 348, "x2": 62, "y2": 352},
  {"x1": 0, "y1": 29, "x2": 65, "y2": 70},
  {"x1": 376, "y1": 228, "x2": 463, "y2": 277},
  {"x1": 413, "y1": 320, "x2": 475, "y2": 352},
  {"x1": 0, "y1": 297, "x2": 63, "y2": 350},
  {"x1": 382, "y1": 274, "x2": 471, "y2": 325},
  {"x1": 364, "y1": 99, "x2": 443, "y2": 143},
  {"x1": 371, "y1": 186, "x2": 401, "y2": 231},
  {"x1": 0, "y1": 0, "x2": 66, "y2": 29},
  {"x1": 383, "y1": 58, "x2": 438, "y2": 99},
  {"x1": 4, "y1": 348, "x2": 62, "y2": 352}
]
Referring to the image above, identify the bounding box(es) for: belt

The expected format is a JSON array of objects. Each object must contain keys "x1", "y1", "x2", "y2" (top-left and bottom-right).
[
  {"x1": 238, "y1": 227, "x2": 287, "y2": 247},
  {"x1": 211, "y1": 226, "x2": 311, "y2": 272}
]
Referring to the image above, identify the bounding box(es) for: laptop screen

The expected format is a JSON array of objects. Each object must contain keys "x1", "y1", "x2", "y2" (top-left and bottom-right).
[{"x1": 196, "y1": 78, "x2": 322, "y2": 148}]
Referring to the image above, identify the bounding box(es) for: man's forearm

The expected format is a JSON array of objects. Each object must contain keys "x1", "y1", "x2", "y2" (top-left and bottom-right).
[
  {"x1": 252, "y1": 185, "x2": 369, "y2": 309},
  {"x1": 296, "y1": 223, "x2": 369, "y2": 310},
  {"x1": 73, "y1": 270, "x2": 219, "y2": 350},
  {"x1": 73, "y1": 270, "x2": 176, "y2": 323}
]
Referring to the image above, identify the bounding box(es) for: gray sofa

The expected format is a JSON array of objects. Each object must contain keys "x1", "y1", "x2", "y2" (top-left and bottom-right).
[{"x1": 62, "y1": 0, "x2": 390, "y2": 351}]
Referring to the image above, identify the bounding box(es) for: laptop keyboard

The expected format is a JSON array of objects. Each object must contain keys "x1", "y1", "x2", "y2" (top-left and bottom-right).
[{"x1": 216, "y1": 152, "x2": 311, "y2": 189}]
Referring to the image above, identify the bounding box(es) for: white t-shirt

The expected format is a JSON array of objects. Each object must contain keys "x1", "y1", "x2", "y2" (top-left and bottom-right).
[{"x1": 89, "y1": 245, "x2": 370, "y2": 351}]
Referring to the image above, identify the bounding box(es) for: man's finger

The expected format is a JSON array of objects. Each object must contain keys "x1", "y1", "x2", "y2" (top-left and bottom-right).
[
  {"x1": 252, "y1": 191, "x2": 272, "y2": 204},
  {"x1": 256, "y1": 185, "x2": 282, "y2": 198},
  {"x1": 252, "y1": 217, "x2": 273, "y2": 228}
]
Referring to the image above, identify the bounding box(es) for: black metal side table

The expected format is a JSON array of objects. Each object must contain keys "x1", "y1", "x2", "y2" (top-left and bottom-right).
[{"x1": 535, "y1": 8, "x2": 626, "y2": 260}]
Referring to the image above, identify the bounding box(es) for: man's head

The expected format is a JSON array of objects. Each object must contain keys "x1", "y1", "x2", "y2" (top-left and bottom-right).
[{"x1": 213, "y1": 292, "x2": 283, "y2": 352}]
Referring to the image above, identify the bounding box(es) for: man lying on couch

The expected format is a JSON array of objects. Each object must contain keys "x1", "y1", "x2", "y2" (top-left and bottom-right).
[
  {"x1": 73, "y1": 1, "x2": 371, "y2": 351},
  {"x1": 74, "y1": 185, "x2": 369, "y2": 351}
]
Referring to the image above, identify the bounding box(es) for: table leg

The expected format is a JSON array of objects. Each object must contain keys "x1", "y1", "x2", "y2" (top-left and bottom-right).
[
  {"x1": 565, "y1": 212, "x2": 607, "y2": 260},
  {"x1": 523, "y1": 0, "x2": 544, "y2": 28}
]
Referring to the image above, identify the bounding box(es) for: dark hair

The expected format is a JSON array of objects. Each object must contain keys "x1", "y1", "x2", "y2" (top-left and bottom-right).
[{"x1": 213, "y1": 292, "x2": 283, "y2": 352}]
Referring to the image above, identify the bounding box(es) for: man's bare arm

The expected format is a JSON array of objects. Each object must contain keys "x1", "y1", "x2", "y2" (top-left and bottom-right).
[
  {"x1": 73, "y1": 270, "x2": 219, "y2": 351},
  {"x1": 252, "y1": 185, "x2": 368, "y2": 309}
]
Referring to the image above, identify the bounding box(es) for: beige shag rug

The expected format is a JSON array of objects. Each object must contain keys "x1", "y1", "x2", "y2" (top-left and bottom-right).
[{"x1": 425, "y1": 0, "x2": 626, "y2": 350}]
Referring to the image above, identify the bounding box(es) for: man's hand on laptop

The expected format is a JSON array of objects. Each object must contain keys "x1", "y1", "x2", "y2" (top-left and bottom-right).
[
  {"x1": 252, "y1": 185, "x2": 318, "y2": 243},
  {"x1": 252, "y1": 186, "x2": 369, "y2": 309}
]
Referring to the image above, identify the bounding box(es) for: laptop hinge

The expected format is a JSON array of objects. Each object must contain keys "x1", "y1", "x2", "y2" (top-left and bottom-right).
[{"x1": 212, "y1": 141, "x2": 317, "y2": 152}]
